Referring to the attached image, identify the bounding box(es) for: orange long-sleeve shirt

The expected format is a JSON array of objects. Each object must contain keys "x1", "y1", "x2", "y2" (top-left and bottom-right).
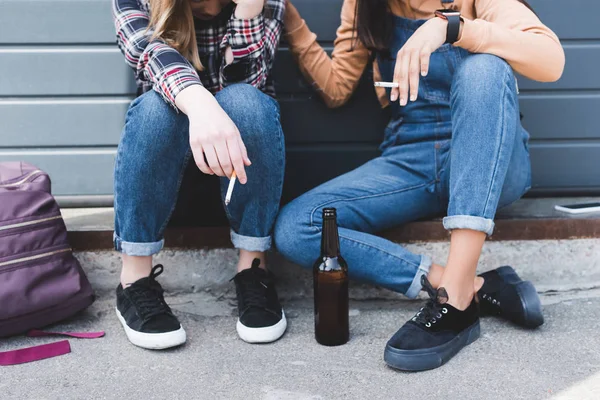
[{"x1": 285, "y1": 0, "x2": 565, "y2": 108}]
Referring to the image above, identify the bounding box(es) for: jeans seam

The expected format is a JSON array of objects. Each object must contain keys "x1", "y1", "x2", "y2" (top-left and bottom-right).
[
  {"x1": 482, "y1": 70, "x2": 510, "y2": 217},
  {"x1": 339, "y1": 231, "x2": 421, "y2": 269},
  {"x1": 157, "y1": 149, "x2": 193, "y2": 237},
  {"x1": 308, "y1": 181, "x2": 434, "y2": 228},
  {"x1": 311, "y1": 226, "x2": 421, "y2": 269}
]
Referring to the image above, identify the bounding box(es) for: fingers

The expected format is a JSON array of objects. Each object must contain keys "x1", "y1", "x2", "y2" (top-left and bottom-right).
[
  {"x1": 226, "y1": 138, "x2": 248, "y2": 184},
  {"x1": 192, "y1": 145, "x2": 213, "y2": 175},
  {"x1": 391, "y1": 51, "x2": 401, "y2": 102},
  {"x1": 203, "y1": 145, "x2": 226, "y2": 177},
  {"x1": 213, "y1": 140, "x2": 233, "y2": 178},
  {"x1": 391, "y1": 49, "x2": 411, "y2": 106},
  {"x1": 238, "y1": 137, "x2": 251, "y2": 167},
  {"x1": 408, "y1": 49, "x2": 421, "y2": 102},
  {"x1": 392, "y1": 47, "x2": 430, "y2": 105},
  {"x1": 398, "y1": 50, "x2": 410, "y2": 106},
  {"x1": 420, "y1": 47, "x2": 431, "y2": 77}
]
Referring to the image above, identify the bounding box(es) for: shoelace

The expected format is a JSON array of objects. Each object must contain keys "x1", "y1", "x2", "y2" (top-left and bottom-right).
[
  {"x1": 412, "y1": 276, "x2": 449, "y2": 328},
  {"x1": 128, "y1": 265, "x2": 171, "y2": 320},
  {"x1": 234, "y1": 259, "x2": 271, "y2": 311}
]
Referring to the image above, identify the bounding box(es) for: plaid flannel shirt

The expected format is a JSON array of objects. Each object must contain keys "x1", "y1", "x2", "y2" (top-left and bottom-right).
[{"x1": 112, "y1": 0, "x2": 284, "y2": 109}]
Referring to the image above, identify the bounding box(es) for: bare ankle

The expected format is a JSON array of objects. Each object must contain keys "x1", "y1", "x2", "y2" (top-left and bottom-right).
[
  {"x1": 237, "y1": 250, "x2": 266, "y2": 272},
  {"x1": 121, "y1": 255, "x2": 153, "y2": 287},
  {"x1": 438, "y1": 279, "x2": 475, "y2": 311}
]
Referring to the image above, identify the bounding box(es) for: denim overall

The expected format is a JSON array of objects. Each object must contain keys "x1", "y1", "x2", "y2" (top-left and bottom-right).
[{"x1": 277, "y1": 15, "x2": 532, "y2": 298}]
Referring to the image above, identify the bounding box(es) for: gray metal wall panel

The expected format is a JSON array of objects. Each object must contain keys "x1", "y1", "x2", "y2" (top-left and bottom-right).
[
  {"x1": 530, "y1": 143, "x2": 600, "y2": 189},
  {"x1": 0, "y1": 0, "x2": 598, "y2": 199},
  {"x1": 520, "y1": 95, "x2": 600, "y2": 140},
  {"x1": 529, "y1": 0, "x2": 600, "y2": 40},
  {"x1": 2, "y1": 1, "x2": 594, "y2": 45},
  {"x1": 7, "y1": 93, "x2": 599, "y2": 148},
  {"x1": 1, "y1": 98, "x2": 130, "y2": 147},
  {"x1": 1, "y1": 144, "x2": 598, "y2": 197},
  {"x1": 2, "y1": 44, "x2": 595, "y2": 97},
  {"x1": 0, "y1": 149, "x2": 116, "y2": 195},
  {"x1": 0, "y1": 1, "x2": 114, "y2": 44},
  {"x1": 0, "y1": 47, "x2": 136, "y2": 96}
]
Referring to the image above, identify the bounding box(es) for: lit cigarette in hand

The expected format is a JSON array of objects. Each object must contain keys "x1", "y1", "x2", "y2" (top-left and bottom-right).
[{"x1": 225, "y1": 171, "x2": 236, "y2": 206}]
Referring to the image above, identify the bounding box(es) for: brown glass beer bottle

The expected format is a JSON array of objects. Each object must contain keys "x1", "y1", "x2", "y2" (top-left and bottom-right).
[{"x1": 313, "y1": 208, "x2": 349, "y2": 346}]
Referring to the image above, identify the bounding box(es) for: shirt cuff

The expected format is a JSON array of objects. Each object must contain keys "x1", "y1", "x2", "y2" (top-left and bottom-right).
[
  {"x1": 454, "y1": 18, "x2": 488, "y2": 53},
  {"x1": 225, "y1": 13, "x2": 265, "y2": 53},
  {"x1": 155, "y1": 66, "x2": 202, "y2": 109}
]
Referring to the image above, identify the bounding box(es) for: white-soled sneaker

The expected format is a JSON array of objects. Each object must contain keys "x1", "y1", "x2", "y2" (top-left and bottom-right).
[
  {"x1": 233, "y1": 259, "x2": 287, "y2": 343},
  {"x1": 116, "y1": 265, "x2": 186, "y2": 350}
]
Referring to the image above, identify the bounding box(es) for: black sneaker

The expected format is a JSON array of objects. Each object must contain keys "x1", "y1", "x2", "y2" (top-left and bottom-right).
[
  {"x1": 478, "y1": 266, "x2": 544, "y2": 328},
  {"x1": 384, "y1": 276, "x2": 480, "y2": 372},
  {"x1": 116, "y1": 265, "x2": 186, "y2": 349},
  {"x1": 233, "y1": 259, "x2": 287, "y2": 343}
]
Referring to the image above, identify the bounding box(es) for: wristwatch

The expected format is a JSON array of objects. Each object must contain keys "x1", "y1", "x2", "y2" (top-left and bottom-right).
[{"x1": 434, "y1": 9, "x2": 462, "y2": 44}]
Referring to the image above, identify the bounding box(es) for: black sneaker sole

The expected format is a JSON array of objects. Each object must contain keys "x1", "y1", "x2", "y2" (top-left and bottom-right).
[
  {"x1": 496, "y1": 266, "x2": 544, "y2": 328},
  {"x1": 384, "y1": 321, "x2": 480, "y2": 372}
]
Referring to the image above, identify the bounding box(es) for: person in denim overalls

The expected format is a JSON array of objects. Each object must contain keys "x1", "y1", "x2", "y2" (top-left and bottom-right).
[{"x1": 276, "y1": 0, "x2": 565, "y2": 371}]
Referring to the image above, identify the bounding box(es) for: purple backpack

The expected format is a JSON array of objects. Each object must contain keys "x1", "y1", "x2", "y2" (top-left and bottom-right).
[{"x1": 0, "y1": 161, "x2": 95, "y2": 337}]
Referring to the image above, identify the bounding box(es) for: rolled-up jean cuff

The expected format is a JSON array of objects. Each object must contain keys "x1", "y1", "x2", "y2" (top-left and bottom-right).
[
  {"x1": 230, "y1": 230, "x2": 272, "y2": 252},
  {"x1": 113, "y1": 233, "x2": 164, "y2": 256},
  {"x1": 443, "y1": 215, "x2": 495, "y2": 236},
  {"x1": 405, "y1": 254, "x2": 432, "y2": 299}
]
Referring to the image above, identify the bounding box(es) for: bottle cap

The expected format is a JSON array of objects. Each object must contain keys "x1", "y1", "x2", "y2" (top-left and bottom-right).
[{"x1": 323, "y1": 208, "x2": 337, "y2": 219}]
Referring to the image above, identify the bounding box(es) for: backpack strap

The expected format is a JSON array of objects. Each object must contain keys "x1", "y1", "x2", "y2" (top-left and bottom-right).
[
  {"x1": 0, "y1": 340, "x2": 70, "y2": 366},
  {"x1": 0, "y1": 330, "x2": 104, "y2": 366}
]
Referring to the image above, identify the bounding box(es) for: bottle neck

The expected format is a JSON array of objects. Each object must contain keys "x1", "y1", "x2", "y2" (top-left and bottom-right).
[{"x1": 321, "y1": 217, "x2": 340, "y2": 258}]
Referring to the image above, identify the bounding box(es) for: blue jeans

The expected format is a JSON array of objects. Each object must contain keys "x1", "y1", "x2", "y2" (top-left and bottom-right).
[
  {"x1": 114, "y1": 84, "x2": 285, "y2": 255},
  {"x1": 274, "y1": 16, "x2": 531, "y2": 299}
]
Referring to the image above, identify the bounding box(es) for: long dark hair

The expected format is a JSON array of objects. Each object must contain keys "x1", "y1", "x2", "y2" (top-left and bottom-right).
[{"x1": 354, "y1": 0, "x2": 536, "y2": 53}]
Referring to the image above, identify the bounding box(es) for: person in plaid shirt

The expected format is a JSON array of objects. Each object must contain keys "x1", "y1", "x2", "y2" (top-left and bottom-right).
[{"x1": 112, "y1": 0, "x2": 288, "y2": 350}]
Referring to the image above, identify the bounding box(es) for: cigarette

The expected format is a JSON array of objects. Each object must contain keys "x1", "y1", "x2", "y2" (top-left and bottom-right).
[
  {"x1": 225, "y1": 171, "x2": 236, "y2": 206},
  {"x1": 374, "y1": 81, "x2": 399, "y2": 88}
]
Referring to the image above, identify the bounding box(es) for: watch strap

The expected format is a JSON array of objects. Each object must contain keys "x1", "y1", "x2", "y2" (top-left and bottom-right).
[{"x1": 445, "y1": 13, "x2": 461, "y2": 44}]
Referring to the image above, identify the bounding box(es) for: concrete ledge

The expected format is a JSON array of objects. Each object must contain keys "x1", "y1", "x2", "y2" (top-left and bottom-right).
[
  {"x1": 62, "y1": 197, "x2": 600, "y2": 301},
  {"x1": 62, "y1": 197, "x2": 600, "y2": 251},
  {"x1": 77, "y1": 239, "x2": 600, "y2": 301}
]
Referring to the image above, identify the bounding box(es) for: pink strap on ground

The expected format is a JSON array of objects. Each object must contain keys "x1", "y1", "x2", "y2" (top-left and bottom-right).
[
  {"x1": 27, "y1": 330, "x2": 105, "y2": 339},
  {"x1": 0, "y1": 340, "x2": 71, "y2": 366},
  {"x1": 0, "y1": 330, "x2": 104, "y2": 366}
]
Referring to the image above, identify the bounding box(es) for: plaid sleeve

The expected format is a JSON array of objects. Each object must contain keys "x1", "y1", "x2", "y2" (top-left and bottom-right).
[
  {"x1": 112, "y1": 0, "x2": 202, "y2": 108},
  {"x1": 220, "y1": 0, "x2": 285, "y2": 90}
]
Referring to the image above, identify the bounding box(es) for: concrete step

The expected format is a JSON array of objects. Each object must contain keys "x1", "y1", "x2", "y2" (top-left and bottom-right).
[
  {"x1": 61, "y1": 197, "x2": 600, "y2": 301},
  {"x1": 76, "y1": 239, "x2": 600, "y2": 301}
]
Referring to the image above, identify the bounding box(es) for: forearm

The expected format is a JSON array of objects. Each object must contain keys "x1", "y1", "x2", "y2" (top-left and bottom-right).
[
  {"x1": 285, "y1": 0, "x2": 369, "y2": 108},
  {"x1": 455, "y1": 18, "x2": 565, "y2": 82},
  {"x1": 175, "y1": 84, "x2": 219, "y2": 121},
  {"x1": 454, "y1": 0, "x2": 565, "y2": 82}
]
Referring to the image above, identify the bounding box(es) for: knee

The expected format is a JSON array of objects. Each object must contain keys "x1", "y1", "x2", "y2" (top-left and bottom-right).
[
  {"x1": 126, "y1": 91, "x2": 187, "y2": 149},
  {"x1": 216, "y1": 84, "x2": 281, "y2": 144},
  {"x1": 274, "y1": 201, "x2": 315, "y2": 267},
  {"x1": 452, "y1": 54, "x2": 516, "y2": 104}
]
